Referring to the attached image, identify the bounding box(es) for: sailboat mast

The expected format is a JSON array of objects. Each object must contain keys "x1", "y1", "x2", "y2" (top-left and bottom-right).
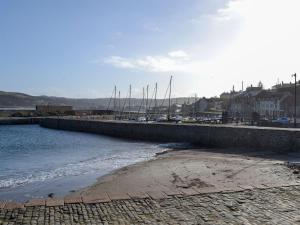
[
  {"x1": 146, "y1": 85, "x2": 149, "y2": 120},
  {"x1": 142, "y1": 87, "x2": 145, "y2": 117},
  {"x1": 194, "y1": 94, "x2": 197, "y2": 118},
  {"x1": 154, "y1": 82, "x2": 157, "y2": 118},
  {"x1": 113, "y1": 85, "x2": 116, "y2": 120},
  {"x1": 128, "y1": 84, "x2": 131, "y2": 120},
  {"x1": 118, "y1": 91, "x2": 121, "y2": 119},
  {"x1": 168, "y1": 76, "x2": 173, "y2": 120}
]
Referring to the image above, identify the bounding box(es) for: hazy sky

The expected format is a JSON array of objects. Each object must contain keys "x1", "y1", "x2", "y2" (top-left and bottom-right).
[{"x1": 1, "y1": 0, "x2": 300, "y2": 98}]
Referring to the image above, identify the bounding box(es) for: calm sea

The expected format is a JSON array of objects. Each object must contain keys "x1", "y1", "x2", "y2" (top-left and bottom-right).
[{"x1": 0, "y1": 125, "x2": 165, "y2": 201}]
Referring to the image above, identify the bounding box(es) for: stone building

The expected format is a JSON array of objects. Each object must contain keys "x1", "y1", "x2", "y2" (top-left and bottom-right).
[
  {"x1": 272, "y1": 81, "x2": 300, "y2": 116},
  {"x1": 36, "y1": 105, "x2": 73, "y2": 115},
  {"x1": 227, "y1": 86, "x2": 263, "y2": 118},
  {"x1": 227, "y1": 83, "x2": 295, "y2": 119},
  {"x1": 255, "y1": 91, "x2": 293, "y2": 118},
  {"x1": 182, "y1": 97, "x2": 224, "y2": 116}
]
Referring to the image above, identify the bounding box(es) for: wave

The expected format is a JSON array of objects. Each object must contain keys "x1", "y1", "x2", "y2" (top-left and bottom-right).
[
  {"x1": 0, "y1": 152, "x2": 156, "y2": 189},
  {"x1": 157, "y1": 142, "x2": 193, "y2": 150}
]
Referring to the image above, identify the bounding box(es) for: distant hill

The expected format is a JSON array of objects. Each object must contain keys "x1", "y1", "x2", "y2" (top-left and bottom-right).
[{"x1": 0, "y1": 91, "x2": 192, "y2": 110}]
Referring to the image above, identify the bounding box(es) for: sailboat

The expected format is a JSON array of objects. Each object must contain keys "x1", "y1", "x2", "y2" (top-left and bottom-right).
[{"x1": 156, "y1": 76, "x2": 174, "y2": 122}]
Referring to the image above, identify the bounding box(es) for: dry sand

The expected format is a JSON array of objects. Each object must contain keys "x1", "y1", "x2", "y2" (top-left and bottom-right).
[{"x1": 70, "y1": 148, "x2": 300, "y2": 198}]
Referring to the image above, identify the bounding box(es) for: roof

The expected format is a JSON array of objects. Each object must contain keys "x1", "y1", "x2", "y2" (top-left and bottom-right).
[
  {"x1": 272, "y1": 81, "x2": 300, "y2": 90},
  {"x1": 256, "y1": 90, "x2": 292, "y2": 101},
  {"x1": 234, "y1": 87, "x2": 263, "y2": 98}
]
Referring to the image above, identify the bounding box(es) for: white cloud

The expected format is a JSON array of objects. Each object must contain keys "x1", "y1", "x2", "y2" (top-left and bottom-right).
[
  {"x1": 215, "y1": 0, "x2": 249, "y2": 21},
  {"x1": 103, "y1": 50, "x2": 195, "y2": 72},
  {"x1": 210, "y1": 0, "x2": 300, "y2": 85},
  {"x1": 187, "y1": 0, "x2": 300, "y2": 93},
  {"x1": 103, "y1": 56, "x2": 136, "y2": 69},
  {"x1": 102, "y1": 0, "x2": 300, "y2": 96},
  {"x1": 168, "y1": 50, "x2": 190, "y2": 60}
]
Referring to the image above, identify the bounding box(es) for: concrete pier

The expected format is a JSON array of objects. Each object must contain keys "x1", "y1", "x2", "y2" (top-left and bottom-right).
[{"x1": 40, "y1": 118, "x2": 300, "y2": 151}]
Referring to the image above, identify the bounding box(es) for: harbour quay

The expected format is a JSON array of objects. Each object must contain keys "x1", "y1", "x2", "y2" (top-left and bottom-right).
[{"x1": 40, "y1": 117, "x2": 300, "y2": 151}]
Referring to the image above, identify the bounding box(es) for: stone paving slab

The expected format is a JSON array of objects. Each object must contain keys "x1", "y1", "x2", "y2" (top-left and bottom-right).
[
  {"x1": 127, "y1": 191, "x2": 149, "y2": 199},
  {"x1": 45, "y1": 198, "x2": 64, "y2": 207},
  {"x1": 0, "y1": 185, "x2": 300, "y2": 224},
  {"x1": 162, "y1": 188, "x2": 183, "y2": 196},
  {"x1": 107, "y1": 192, "x2": 131, "y2": 200},
  {"x1": 24, "y1": 199, "x2": 45, "y2": 207},
  {"x1": 238, "y1": 185, "x2": 255, "y2": 190},
  {"x1": 3, "y1": 202, "x2": 23, "y2": 210},
  {"x1": 82, "y1": 193, "x2": 110, "y2": 204},
  {"x1": 64, "y1": 196, "x2": 82, "y2": 204},
  {"x1": 1, "y1": 183, "x2": 298, "y2": 210},
  {"x1": 147, "y1": 191, "x2": 170, "y2": 199},
  {"x1": 180, "y1": 187, "x2": 200, "y2": 196}
]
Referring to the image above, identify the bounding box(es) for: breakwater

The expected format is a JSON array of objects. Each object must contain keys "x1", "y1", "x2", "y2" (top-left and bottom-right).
[
  {"x1": 39, "y1": 118, "x2": 300, "y2": 151},
  {"x1": 0, "y1": 117, "x2": 40, "y2": 125}
]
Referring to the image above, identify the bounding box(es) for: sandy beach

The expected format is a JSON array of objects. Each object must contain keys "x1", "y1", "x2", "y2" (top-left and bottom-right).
[{"x1": 70, "y1": 148, "x2": 300, "y2": 199}]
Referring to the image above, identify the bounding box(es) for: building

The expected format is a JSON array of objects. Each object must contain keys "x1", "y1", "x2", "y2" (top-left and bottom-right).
[
  {"x1": 272, "y1": 81, "x2": 300, "y2": 116},
  {"x1": 255, "y1": 91, "x2": 292, "y2": 118},
  {"x1": 206, "y1": 98, "x2": 223, "y2": 112},
  {"x1": 182, "y1": 97, "x2": 224, "y2": 117},
  {"x1": 36, "y1": 105, "x2": 73, "y2": 115},
  {"x1": 227, "y1": 86, "x2": 263, "y2": 118}
]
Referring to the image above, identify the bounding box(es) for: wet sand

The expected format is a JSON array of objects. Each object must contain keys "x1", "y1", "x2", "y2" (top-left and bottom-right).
[{"x1": 70, "y1": 148, "x2": 300, "y2": 198}]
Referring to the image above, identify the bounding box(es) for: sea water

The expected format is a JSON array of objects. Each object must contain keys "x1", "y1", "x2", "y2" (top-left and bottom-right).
[{"x1": 0, "y1": 125, "x2": 166, "y2": 201}]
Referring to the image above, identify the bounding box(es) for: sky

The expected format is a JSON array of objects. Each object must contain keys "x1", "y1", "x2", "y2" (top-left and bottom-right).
[{"x1": 1, "y1": 0, "x2": 300, "y2": 99}]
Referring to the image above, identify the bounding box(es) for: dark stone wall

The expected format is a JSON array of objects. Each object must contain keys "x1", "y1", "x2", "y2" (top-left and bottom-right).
[
  {"x1": 0, "y1": 117, "x2": 41, "y2": 125},
  {"x1": 40, "y1": 118, "x2": 299, "y2": 151}
]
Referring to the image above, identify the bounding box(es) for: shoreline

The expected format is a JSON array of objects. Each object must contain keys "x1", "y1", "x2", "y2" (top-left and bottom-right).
[
  {"x1": 68, "y1": 147, "x2": 300, "y2": 200},
  {"x1": 0, "y1": 146, "x2": 299, "y2": 210},
  {"x1": 1, "y1": 146, "x2": 300, "y2": 203},
  {"x1": 66, "y1": 147, "x2": 180, "y2": 199},
  {"x1": 64, "y1": 144, "x2": 194, "y2": 198},
  {"x1": 0, "y1": 152, "x2": 165, "y2": 202},
  {"x1": 0, "y1": 124, "x2": 169, "y2": 202}
]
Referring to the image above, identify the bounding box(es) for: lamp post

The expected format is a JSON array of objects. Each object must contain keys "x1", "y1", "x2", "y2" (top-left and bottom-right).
[{"x1": 292, "y1": 73, "x2": 297, "y2": 127}]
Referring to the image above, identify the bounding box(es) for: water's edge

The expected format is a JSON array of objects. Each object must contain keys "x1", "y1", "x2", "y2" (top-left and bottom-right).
[{"x1": 0, "y1": 125, "x2": 181, "y2": 201}]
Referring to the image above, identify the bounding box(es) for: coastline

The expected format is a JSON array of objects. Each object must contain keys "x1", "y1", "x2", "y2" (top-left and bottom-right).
[{"x1": 1, "y1": 145, "x2": 300, "y2": 224}]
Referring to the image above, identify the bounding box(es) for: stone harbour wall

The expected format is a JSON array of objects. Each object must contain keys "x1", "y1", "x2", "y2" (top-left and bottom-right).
[
  {"x1": 0, "y1": 117, "x2": 41, "y2": 125},
  {"x1": 40, "y1": 118, "x2": 300, "y2": 151}
]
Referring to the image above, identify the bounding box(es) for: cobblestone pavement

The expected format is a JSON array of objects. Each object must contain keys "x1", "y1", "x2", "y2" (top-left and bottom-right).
[{"x1": 1, "y1": 186, "x2": 300, "y2": 225}]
